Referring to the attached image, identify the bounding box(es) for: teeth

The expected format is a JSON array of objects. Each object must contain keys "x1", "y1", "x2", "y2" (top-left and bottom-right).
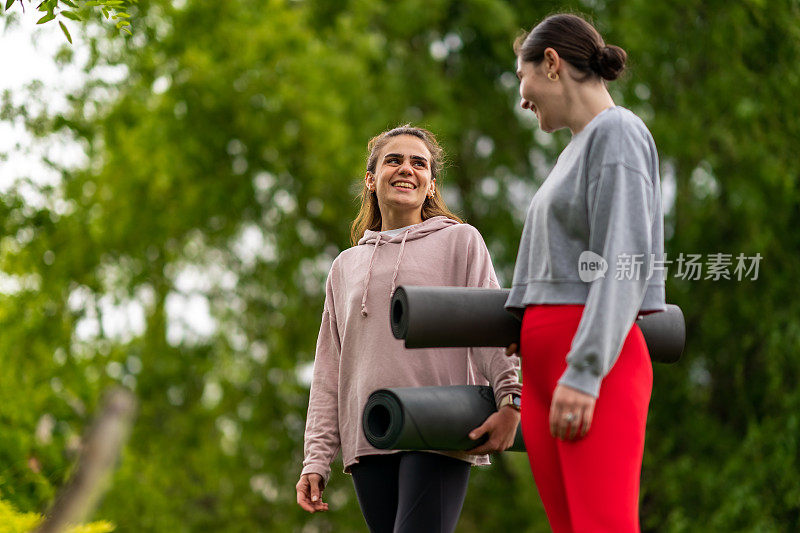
[{"x1": 393, "y1": 182, "x2": 415, "y2": 189}]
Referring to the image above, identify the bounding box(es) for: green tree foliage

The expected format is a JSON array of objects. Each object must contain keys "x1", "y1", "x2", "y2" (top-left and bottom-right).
[
  {"x1": 1, "y1": 0, "x2": 799, "y2": 531},
  {"x1": 0, "y1": 498, "x2": 114, "y2": 532},
  {"x1": 1, "y1": 0, "x2": 135, "y2": 42}
]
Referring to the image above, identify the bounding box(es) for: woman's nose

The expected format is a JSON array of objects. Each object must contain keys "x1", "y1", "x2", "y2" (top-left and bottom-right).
[{"x1": 520, "y1": 98, "x2": 531, "y2": 110}]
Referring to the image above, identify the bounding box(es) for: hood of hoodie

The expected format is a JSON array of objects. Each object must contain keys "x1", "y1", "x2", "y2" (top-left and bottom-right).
[
  {"x1": 357, "y1": 216, "x2": 459, "y2": 246},
  {"x1": 357, "y1": 216, "x2": 459, "y2": 316}
]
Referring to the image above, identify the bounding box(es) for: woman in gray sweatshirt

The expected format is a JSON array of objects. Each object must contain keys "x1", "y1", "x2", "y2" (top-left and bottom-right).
[
  {"x1": 296, "y1": 126, "x2": 522, "y2": 533},
  {"x1": 506, "y1": 13, "x2": 666, "y2": 533}
]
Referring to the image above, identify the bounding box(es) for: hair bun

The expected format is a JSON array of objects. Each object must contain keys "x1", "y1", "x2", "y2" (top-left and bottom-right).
[
  {"x1": 594, "y1": 44, "x2": 627, "y2": 81},
  {"x1": 516, "y1": 14, "x2": 628, "y2": 83}
]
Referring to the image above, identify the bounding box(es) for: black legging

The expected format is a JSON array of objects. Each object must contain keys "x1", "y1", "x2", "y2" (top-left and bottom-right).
[{"x1": 350, "y1": 452, "x2": 470, "y2": 533}]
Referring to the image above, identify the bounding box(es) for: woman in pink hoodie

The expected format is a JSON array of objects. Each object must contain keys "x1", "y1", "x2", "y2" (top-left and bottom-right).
[{"x1": 296, "y1": 125, "x2": 522, "y2": 533}]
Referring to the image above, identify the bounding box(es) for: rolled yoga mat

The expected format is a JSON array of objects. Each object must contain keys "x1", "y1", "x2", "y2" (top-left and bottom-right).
[
  {"x1": 363, "y1": 385, "x2": 526, "y2": 452},
  {"x1": 390, "y1": 286, "x2": 685, "y2": 364}
]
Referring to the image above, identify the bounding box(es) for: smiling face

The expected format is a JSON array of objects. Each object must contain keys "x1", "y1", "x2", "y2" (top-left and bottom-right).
[
  {"x1": 517, "y1": 55, "x2": 562, "y2": 133},
  {"x1": 365, "y1": 135, "x2": 435, "y2": 220}
]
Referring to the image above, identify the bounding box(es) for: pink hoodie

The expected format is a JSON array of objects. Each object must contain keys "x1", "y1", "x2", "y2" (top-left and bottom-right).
[{"x1": 301, "y1": 216, "x2": 522, "y2": 485}]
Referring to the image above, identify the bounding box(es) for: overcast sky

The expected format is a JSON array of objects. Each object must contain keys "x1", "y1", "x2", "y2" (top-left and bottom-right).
[
  {"x1": 0, "y1": 8, "x2": 222, "y2": 349},
  {"x1": 1, "y1": 7, "x2": 101, "y2": 191}
]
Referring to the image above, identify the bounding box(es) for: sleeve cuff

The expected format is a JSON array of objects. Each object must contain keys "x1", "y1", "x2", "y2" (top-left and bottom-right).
[
  {"x1": 301, "y1": 463, "x2": 331, "y2": 488},
  {"x1": 493, "y1": 383, "x2": 522, "y2": 407},
  {"x1": 558, "y1": 365, "x2": 602, "y2": 398}
]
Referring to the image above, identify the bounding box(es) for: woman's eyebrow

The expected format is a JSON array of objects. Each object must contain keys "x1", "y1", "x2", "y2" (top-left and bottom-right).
[{"x1": 383, "y1": 153, "x2": 429, "y2": 164}]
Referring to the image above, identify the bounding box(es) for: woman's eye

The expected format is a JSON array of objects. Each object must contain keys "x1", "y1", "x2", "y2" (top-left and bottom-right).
[
  {"x1": 413, "y1": 161, "x2": 426, "y2": 167},
  {"x1": 387, "y1": 158, "x2": 400, "y2": 164}
]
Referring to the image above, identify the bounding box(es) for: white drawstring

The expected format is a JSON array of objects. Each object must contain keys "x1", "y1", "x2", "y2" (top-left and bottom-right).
[
  {"x1": 389, "y1": 229, "x2": 410, "y2": 298},
  {"x1": 360, "y1": 237, "x2": 381, "y2": 317}
]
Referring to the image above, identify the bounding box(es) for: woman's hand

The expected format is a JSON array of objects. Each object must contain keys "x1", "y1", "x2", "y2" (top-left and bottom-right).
[
  {"x1": 296, "y1": 473, "x2": 329, "y2": 513},
  {"x1": 550, "y1": 384, "x2": 596, "y2": 440},
  {"x1": 466, "y1": 406, "x2": 521, "y2": 454}
]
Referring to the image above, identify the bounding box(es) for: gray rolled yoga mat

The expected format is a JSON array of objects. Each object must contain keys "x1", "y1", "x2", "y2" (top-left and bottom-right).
[
  {"x1": 363, "y1": 385, "x2": 525, "y2": 452},
  {"x1": 391, "y1": 286, "x2": 685, "y2": 364}
]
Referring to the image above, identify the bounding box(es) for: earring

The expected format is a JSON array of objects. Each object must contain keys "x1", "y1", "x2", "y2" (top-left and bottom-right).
[{"x1": 547, "y1": 72, "x2": 559, "y2": 81}]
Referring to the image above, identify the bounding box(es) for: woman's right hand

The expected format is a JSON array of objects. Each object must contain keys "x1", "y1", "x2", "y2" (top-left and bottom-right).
[
  {"x1": 505, "y1": 343, "x2": 519, "y2": 356},
  {"x1": 296, "y1": 473, "x2": 329, "y2": 513}
]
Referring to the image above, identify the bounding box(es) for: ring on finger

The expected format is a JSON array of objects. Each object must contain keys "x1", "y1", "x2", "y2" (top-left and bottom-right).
[{"x1": 563, "y1": 412, "x2": 577, "y2": 423}]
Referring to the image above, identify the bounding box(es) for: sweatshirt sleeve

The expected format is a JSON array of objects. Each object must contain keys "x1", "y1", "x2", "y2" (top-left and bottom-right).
[
  {"x1": 463, "y1": 227, "x2": 522, "y2": 405},
  {"x1": 558, "y1": 160, "x2": 655, "y2": 397},
  {"x1": 301, "y1": 272, "x2": 342, "y2": 486}
]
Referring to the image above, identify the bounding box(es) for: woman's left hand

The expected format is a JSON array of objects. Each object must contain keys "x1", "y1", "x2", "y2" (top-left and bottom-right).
[
  {"x1": 466, "y1": 406, "x2": 521, "y2": 454},
  {"x1": 550, "y1": 384, "x2": 596, "y2": 440}
]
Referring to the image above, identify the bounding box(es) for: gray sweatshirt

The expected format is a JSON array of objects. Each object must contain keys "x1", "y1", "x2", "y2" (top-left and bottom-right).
[{"x1": 505, "y1": 106, "x2": 666, "y2": 397}]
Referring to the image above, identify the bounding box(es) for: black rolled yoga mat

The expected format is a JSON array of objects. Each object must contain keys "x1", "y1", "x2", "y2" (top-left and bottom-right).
[
  {"x1": 363, "y1": 385, "x2": 525, "y2": 452},
  {"x1": 391, "y1": 286, "x2": 685, "y2": 364},
  {"x1": 390, "y1": 287, "x2": 519, "y2": 348},
  {"x1": 636, "y1": 306, "x2": 685, "y2": 364}
]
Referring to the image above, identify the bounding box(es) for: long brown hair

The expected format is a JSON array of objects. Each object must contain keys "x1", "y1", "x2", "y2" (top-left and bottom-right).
[
  {"x1": 514, "y1": 13, "x2": 627, "y2": 81},
  {"x1": 350, "y1": 125, "x2": 463, "y2": 246}
]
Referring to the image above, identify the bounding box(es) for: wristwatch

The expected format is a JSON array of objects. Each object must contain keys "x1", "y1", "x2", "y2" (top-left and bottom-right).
[{"x1": 498, "y1": 393, "x2": 521, "y2": 411}]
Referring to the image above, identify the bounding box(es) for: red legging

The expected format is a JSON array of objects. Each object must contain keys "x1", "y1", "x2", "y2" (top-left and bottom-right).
[{"x1": 520, "y1": 304, "x2": 652, "y2": 533}]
